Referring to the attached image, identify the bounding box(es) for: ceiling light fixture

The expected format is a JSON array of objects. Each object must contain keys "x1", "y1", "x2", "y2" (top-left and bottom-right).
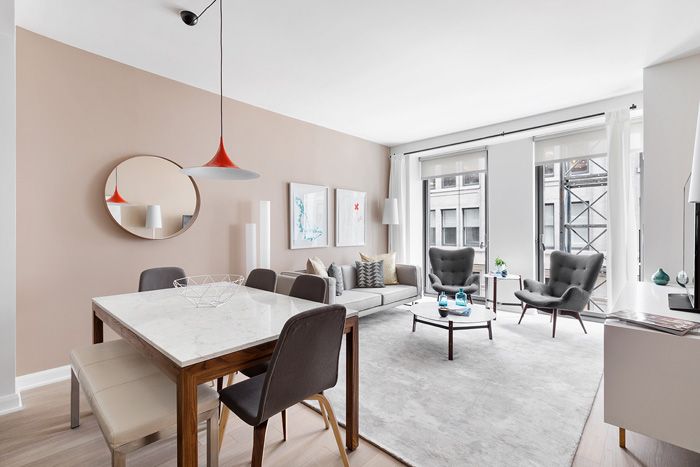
[
  {"x1": 180, "y1": 0, "x2": 260, "y2": 180},
  {"x1": 106, "y1": 167, "x2": 128, "y2": 204}
]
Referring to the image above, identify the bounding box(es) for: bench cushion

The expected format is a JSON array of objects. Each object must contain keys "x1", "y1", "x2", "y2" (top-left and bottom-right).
[
  {"x1": 71, "y1": 343, "x2": 218, "y2": 449},
  {"x1": 334, "y1": 289, "x2": 381, "y2": 311},
  {"x1": 352, "y1": 284, "x2": 418, "y2": 305}
]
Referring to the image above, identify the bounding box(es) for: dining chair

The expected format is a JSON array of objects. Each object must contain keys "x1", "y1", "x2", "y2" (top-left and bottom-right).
[
  {"x1": 139, "y1": 266, "x2": 186, "y2": 292},
  {"x1": 245, "y1": 268, "x2": 277, "y2": 292},
  {"x1": 288, "y1": 274, "x2": 328, "y2": 303},
  {"x1": 219, "y1": 305, "x2": 349, "y2": 467}
]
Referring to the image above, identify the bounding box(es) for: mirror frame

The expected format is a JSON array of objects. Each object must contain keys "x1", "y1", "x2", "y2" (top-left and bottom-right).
[{"x1": 103, "y1": 155, "x2": 201, "y2": 240}]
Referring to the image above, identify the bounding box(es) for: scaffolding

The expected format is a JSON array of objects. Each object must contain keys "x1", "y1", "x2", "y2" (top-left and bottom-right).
[{"x1": 559, "y1": 158, "x2": 608, "y2": 313}]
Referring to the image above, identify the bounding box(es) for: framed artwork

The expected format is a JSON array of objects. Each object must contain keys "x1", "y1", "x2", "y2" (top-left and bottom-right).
[
  {"x1": 289, "y1": 183, "x2": 329, "y2": 249},
  {"x1": 335, "y1": 188, "x2": 366, "y2": 247}
]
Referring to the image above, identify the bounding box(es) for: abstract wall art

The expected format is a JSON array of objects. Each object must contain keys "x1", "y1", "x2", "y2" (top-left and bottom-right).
[
  {"x1": 336, "y1": 188, "x2": 366, "y2": 247},
  {"x1": 289, "y1": 182, "x2": 329, "y2": 249}
]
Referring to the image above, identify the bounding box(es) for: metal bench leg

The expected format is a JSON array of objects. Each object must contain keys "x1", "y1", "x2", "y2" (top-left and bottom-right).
[{"x1": 70, "y1": 369, "x2": 80, "y2": 429}]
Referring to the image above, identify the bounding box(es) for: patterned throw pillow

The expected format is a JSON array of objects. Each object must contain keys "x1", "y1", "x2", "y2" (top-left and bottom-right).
[
  {"x1": 327, "y1": 263, "x2": 344, "y2": 296},
  {"x1": 360, "y1": 252, "x2": 399, "y2": 285},
  {"x1": 355, "y1": 260, "x2": 384, "y2": 288}
]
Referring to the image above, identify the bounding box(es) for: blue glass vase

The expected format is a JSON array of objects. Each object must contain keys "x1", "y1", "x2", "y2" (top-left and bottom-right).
[
  {"x1": 455, "y1": 288, "x2": 467, "y2": 307},
  {"x1": 438, "y1": 292, "x2": 448, "y2": 307}
]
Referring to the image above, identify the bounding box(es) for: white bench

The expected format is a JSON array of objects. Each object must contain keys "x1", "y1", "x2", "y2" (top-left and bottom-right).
[{"x1": 70, "y1": 340, "x2": 219, "y2": 466}]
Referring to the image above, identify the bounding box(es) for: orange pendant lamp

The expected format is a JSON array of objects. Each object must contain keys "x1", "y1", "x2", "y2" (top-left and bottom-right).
[
  {"x1": 106, "y1": 167, "x2": 128, "y2": 204},
  {"x1": 181, "y1": 0, "x2": 260, "y2": 180}
]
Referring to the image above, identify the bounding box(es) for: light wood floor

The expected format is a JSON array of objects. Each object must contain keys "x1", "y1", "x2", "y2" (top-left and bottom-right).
[{"x1": 1, "y1": 380, "x2": 698, "y2": 466}]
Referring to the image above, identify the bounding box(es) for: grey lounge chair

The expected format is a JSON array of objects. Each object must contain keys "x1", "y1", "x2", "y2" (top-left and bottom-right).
[
  {"x1": 428, "y1": 247, "x2": 480, "y2": 300},
  {"x1": 515, "y1": 250, "x2": 604, "y2": 338}
]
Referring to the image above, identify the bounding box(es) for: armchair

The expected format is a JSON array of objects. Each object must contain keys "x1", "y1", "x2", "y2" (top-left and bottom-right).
[
  {"x1": 428, "y1": 247, "x2": 480, "y2": 301},
  {"x1": 515, "y1": 250, "x2": 604, "y2": 338}
]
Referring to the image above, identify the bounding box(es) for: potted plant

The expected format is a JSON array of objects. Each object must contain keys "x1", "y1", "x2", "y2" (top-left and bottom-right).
[{"x1": 495, "y1": 257, "x2": 508, "y2": 277}]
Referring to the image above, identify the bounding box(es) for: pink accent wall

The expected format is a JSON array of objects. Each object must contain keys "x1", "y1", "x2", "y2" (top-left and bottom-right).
[{"x1": 16, "y1": 29, "x2": 389, "y2": 375}]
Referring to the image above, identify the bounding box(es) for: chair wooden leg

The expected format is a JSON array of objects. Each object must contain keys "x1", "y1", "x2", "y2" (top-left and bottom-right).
[
  {"x1": 468, "y1": 294, "x2": 473, "y2": 305},
  {"x1": 318, "y1": 399, "x2": 329, "y2": 430},
  {"x1": 207, "y1": 410, "x2": 219, "y2": 467},
  {"x1": 575, "y1": 312, "x2": 588, "y2": 334},
  {"x1": 316, "y1": 394, "x2": 350, "y2": 467},
  {"x1": 218, "y1": 372, "x2": 235, "y2": 450},
  {"x1": 518, "y1": 304, "x2": 528, "y2": 325},
  {"x1": 252, "y1": 421, "x2": 268, "y2": 467},
  {"x1": 70, "y1": 369, "x2": 80, "y2": 429},
  {"x1": 111, "y1": 450, "x2": 126, "y2": 467},
  {"x1": 552, "y1": 309, "x2": 558, "y2": 338},
  {"x1": 281, "y1": 409, "x2": 287, "y2": 441}
]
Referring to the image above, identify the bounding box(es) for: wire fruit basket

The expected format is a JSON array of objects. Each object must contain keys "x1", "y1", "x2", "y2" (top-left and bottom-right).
[{"x1": 173, "y1": 274, "x2": 245, "y2": 308}]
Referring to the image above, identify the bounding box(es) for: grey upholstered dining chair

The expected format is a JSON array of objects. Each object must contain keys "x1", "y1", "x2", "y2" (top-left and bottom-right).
[
  {"x1": 218, "y1": 272, "x2": 329, "y2": 449},
  {"x1": 219, "y1": 305, "x2": 350, "y2": 467},
  {"x1": 138, "y1": 266, "x2": 186, "y2": 292},
  {"x1": 245, "y1": 268, "x2": 277, "y2": 293},
  {"x1": 515, "y1": 250, "x2": 604, "y2": 338},
  {"x1": 428, "y1": 247, "x2": 480, "y2": 300}
]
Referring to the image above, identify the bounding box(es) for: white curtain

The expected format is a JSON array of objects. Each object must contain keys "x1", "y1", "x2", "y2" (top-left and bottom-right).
[
  {"x1": 607, "y1": 109, "x2": 638, "y2": 307},
  {"x1": 388, "y1": 154, "x2": 407, "y2": 263}
]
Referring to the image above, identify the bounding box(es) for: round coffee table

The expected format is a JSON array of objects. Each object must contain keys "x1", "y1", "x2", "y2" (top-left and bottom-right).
[{"x1": 410, "y1": 301, "x2": 495, "y2": 360}]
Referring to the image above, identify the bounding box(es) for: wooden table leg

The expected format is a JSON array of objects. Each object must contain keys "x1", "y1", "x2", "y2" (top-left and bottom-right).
[
  {"x1": 177, "y1": 369, "x2": 198, "y2": 467},
  {"x1": 92, "y1": 311, "x2": 103, "y2": 344},
  {"x1": 492, "y1": 278, "x2": 498, "y2": 319},
  {"x1": 448, "y1": 321, "x2": 454, "y2": 360},
  {"x1": 345, "y1": 316, "x2": 359, "y2": 451},
  {"x1": 619, "y1": 427, "x2": 626, "y2": 448}
]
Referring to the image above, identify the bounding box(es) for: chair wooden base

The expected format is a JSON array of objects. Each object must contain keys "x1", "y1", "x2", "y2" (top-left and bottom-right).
[{"x1": 518, "y1": 304, "x2": 587, "y2": 338}]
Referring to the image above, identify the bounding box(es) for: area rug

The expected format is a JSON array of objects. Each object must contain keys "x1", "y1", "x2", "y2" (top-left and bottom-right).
[{"x1": 325, "y1": 306, "x2": 604, "y2": 467}]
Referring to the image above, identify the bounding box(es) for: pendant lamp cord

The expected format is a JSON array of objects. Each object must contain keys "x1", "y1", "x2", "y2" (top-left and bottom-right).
[{"x1": 219, "y1": 0, "x2": 223, "y2": 139}]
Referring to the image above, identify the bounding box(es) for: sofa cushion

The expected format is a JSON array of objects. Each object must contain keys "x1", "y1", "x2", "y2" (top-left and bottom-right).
[
  {"x1": 355, "y1": 284, "x2": 417, "y2": 305},
  {"x1": 341, "y1": 265, "x2": 357, "y2": 290},
  {"x1": 355, "y1": 260, "x2": 384, "y2": 288},
  {"x1": 334, "y1": 289, "x2": 382, "y2": 311},
  {"x1": 306, "y1": 256, "x2": 328, "y2": 277},
  {"x1": 327, "y1": 263, "x2": 344, "y2": 296},
  {"x1": 360, "y1": 252, "x2": 399, "y2": 285}
]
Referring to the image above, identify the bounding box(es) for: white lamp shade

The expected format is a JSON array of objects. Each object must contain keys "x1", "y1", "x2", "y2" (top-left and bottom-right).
[
  {"x1": 145, "y1": 205, "x2": 163, "y2": 229},
  {"x1": 382, "y1": 198, "x2": 399, "y2": 225},
  {"x1": 688, "y1": 101, "x2": 700, "y2": 203}
]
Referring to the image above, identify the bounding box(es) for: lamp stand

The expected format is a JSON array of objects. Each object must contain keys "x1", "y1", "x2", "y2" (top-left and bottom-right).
[{"x1": 669, "y1": 203, "x2": 700, "y2": 313}]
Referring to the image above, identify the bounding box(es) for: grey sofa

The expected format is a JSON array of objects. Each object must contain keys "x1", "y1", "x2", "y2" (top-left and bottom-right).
[
  {"x1": 515, "y1": 250, "x2": 604, "y2": 338},
  {"x1": 277, "y1": 264, "x2": 422, "y2": 317},
  {"x1": 428, "y1": 247, "x2": 480, "y2": 299}
]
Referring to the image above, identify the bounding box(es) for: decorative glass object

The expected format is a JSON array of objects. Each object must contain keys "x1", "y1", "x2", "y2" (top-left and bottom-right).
[
  {"x1": 455, "y1": 288, "x2": 467, "y2": 307},
  {"x1": 438, "y1": 292, "x2": 448, "y2": 307},
  {"x1": 174, "y1": 274, "x2": 245, "y2": 307},
  {"x1": 651, "y1": 268, "x2": 670, "y2": 286}
]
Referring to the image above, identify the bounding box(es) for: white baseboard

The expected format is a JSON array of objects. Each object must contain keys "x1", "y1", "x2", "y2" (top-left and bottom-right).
[
  {"x1": 0, "y1": 391, "x2": 22, "y2": 416},
  {"x1": 16, "y1": 365, "x2": 71, "y2": 392}
]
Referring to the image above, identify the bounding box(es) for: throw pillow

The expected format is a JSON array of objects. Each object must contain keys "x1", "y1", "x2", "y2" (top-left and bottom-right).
[
  {"x1": 306, "y1": 256, "x2": 329, "y2": 278},
  {"x1": 355, "y1": 260, "x2": 384, "y2": 288},
  {"x1": 327, "y1": 263, "x2": 344, "y2": 296},
  {"x1": 360, "y1": 252, "x2": 398, "y2": 285}
]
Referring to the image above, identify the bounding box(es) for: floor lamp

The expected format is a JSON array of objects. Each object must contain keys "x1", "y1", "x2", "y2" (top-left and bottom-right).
[{"x1": 669, "y1": 102, "x2": 700, "y2": 313}]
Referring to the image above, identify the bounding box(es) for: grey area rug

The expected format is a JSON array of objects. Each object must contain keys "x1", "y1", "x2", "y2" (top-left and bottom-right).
[{"x1": 326, "y1": 306, "x2": 603, "y2": 467}]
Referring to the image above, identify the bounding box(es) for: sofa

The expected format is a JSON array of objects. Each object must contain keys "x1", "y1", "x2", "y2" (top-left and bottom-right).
[{"x1": 276, "y1": 263, "x2": 422, "y2": 317}]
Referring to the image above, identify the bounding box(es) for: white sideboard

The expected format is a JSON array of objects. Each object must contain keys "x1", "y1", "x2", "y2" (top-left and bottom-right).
[{"x1": 605, "y1": 281, "x2": 700, "y2": 453}]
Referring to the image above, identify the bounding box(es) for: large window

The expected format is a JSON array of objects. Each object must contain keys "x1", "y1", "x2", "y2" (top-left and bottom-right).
[
  {"x1": 462, "y1": 208, "x2": 480, "y2": 246},
  {"x1": 544, "y1": 203, "x2": 555, "y2": 249},
  {"x1": 442, "y1": 176, "x2": 457, "y2": 189},
  {"x1": 429, "y1": 210, "x2": 436, "y2": 246},
  {"x1": 462, "y1": 173, "x2": 480, "y2": 186},
  {"x1": 441, "y1": 209, "x2": 457, "y2": 246},
  {"x1": 570, "y1": 201, "x2": 590, "y2": 250}
]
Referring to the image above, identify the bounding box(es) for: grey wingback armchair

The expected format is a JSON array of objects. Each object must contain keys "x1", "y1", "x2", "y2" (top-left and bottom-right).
[
  {"x1": 428, "y1": 247, "x2": 480, "y2": 301},
  {"x1": 515, "y1": 250, "x2": 604, "y2": 338}
]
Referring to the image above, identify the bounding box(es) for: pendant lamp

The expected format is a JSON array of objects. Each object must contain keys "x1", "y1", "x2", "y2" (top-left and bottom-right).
[
  {"x1": 106, "y1": 167, "x2": 128, "y2": 204},
  {"x1": 181, "y1": 0, "x2": 260, "y2": 180}
]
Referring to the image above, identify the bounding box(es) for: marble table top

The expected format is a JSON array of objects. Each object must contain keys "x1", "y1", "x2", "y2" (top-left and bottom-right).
[{"x1": 93, "y1": 285, "x2": 358, "y2": 367}]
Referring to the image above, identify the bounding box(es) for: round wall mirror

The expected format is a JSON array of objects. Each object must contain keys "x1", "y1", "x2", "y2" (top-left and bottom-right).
[{"x1": 104, "y1": 156, "x2": 200, "y2": 239}]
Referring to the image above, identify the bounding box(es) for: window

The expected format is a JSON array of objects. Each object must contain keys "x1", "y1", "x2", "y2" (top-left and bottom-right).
[
  {"x1": 441, "y1": 176, "x2": 456, "y2": 189},
  {"x1": 570, "y1": 159, "x2": 589, "y2": 175},
  {"x1": 462, "y1": 208, "x2": 480, "y2": 246},
  {"x1": 429, "y1": 179, "x2": 436, "y2": 190},
  {"x1": 544, "y1": 164, "x2": 555, "y2": 177},
  {"x1": 462, "y1": 173, "x2": 480, "y2": 186},
  {"x1": 544, "y1": 203, "x2": 555, "y2": 249},
  {"x1": 441, "y1": 209, "x2": 457, "y2": 246},
  {"x1": 429, "y1": 210, "x2": 436, "y2": 246},
  {"x1": 570, "y1": 201, "x2": 590, "y2": 249}
]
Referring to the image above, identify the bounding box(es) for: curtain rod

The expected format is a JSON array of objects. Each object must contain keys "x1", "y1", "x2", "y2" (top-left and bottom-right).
[{"x1": 402, "y1": 104, "x2": 637, "y2": 156}]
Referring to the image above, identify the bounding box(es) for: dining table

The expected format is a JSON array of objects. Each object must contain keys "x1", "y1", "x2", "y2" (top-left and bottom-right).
[{"x1": 91, "y1": 284, "x2": 360, "y2": 467}]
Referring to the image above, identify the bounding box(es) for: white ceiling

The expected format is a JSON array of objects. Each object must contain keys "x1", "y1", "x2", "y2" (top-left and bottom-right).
[{"x1": 16, "y1": 0, "x2": 700, "y2": 146}]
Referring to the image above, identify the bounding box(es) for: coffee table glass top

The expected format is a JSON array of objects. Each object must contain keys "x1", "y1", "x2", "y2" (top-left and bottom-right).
[
  {"x1": 484, "y1": 273, "x2": 521, "y2": 280},
  {"x1": 410, "y1": 300, "x2": 495, "y2": 323}
]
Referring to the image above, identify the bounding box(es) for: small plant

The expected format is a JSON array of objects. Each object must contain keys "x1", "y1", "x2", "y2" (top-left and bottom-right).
[{"x1": 495, "y1": 257, "x2": 505, "y2": 267}]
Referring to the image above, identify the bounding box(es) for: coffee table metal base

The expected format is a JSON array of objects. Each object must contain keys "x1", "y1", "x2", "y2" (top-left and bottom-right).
[{"x1": 412, "y1": 314, "x2": 493, "y2": 360}]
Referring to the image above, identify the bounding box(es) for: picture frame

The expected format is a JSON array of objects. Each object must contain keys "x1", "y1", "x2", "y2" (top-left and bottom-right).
[
  {"x1": 335, "y1": 188, "x2": 367, "y2": 247},
  {"x1": 289, "y1": 182, "x2": 329, "y2": 249}
]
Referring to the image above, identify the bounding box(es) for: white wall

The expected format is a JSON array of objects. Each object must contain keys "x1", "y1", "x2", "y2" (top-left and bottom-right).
[
  {"x1": 487, "y1": 139, "x2": 536, "y2": 301},
  {"x1": 0, "y1": 0, "x2": 19, "y2": 415},
  {"x1": 643, "y1": 53, "x2": 700, "y2": 280}
]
